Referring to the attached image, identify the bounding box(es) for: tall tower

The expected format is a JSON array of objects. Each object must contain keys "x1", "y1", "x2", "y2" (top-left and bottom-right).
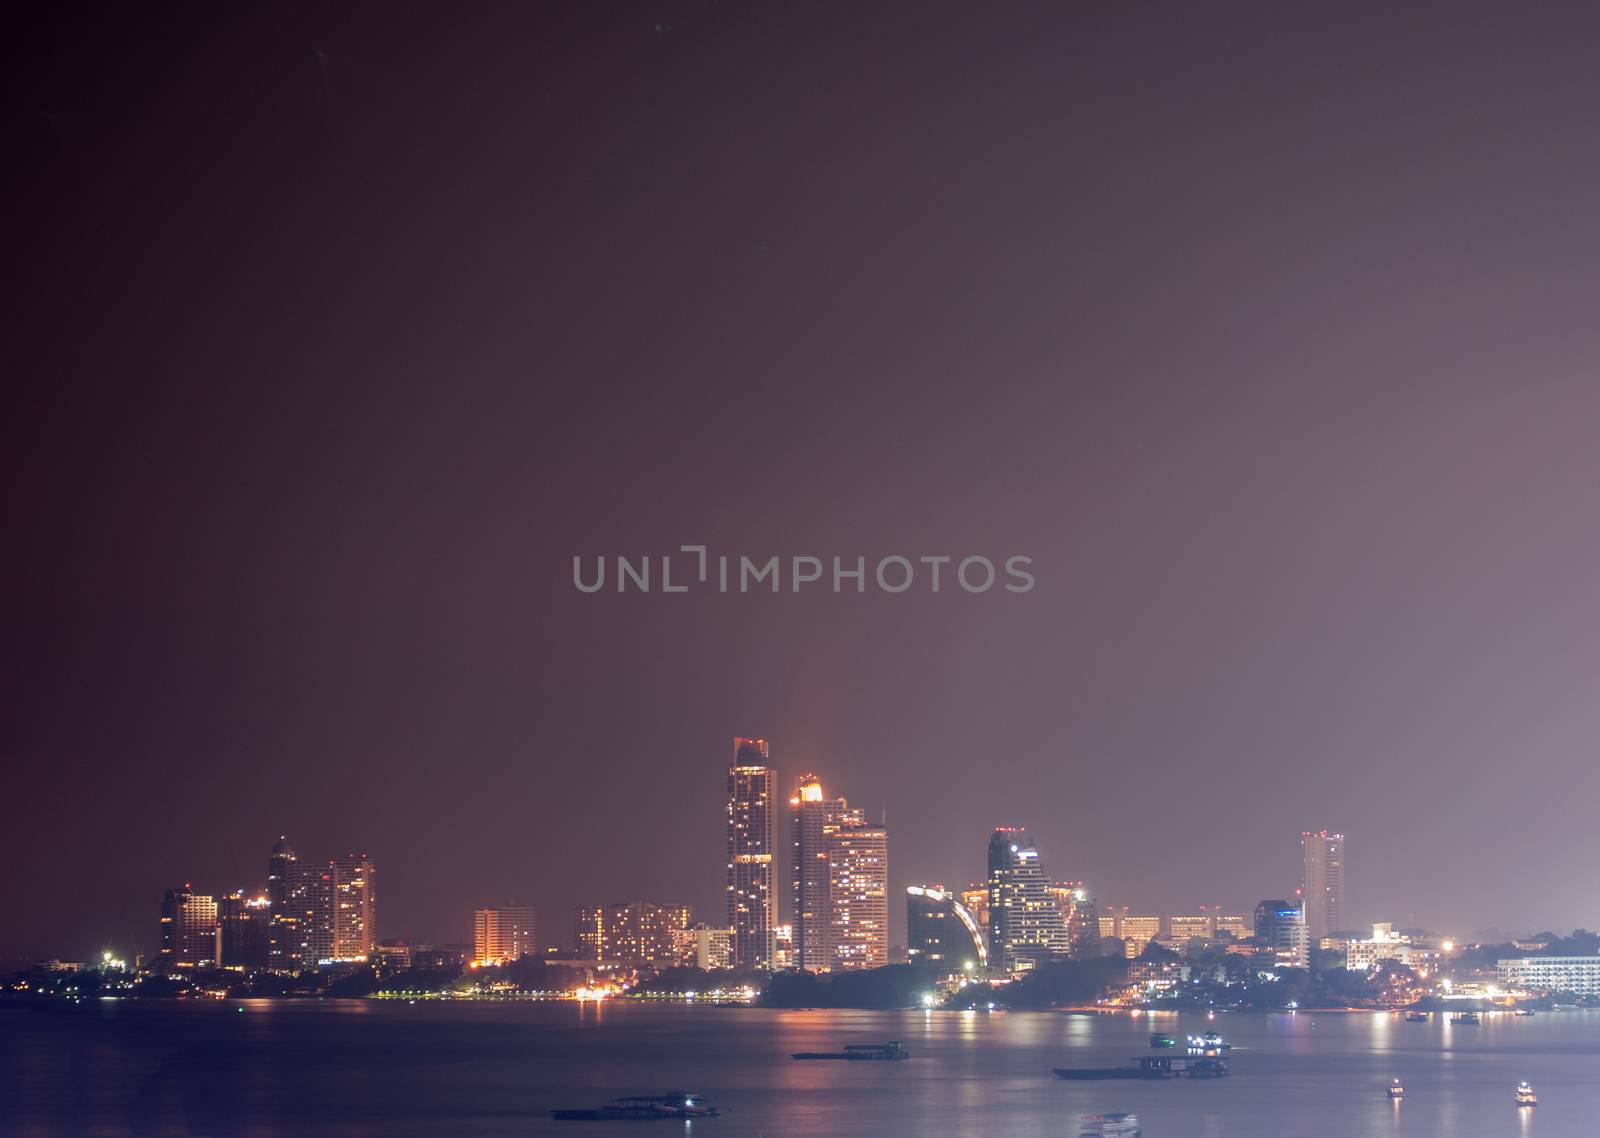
[
  {"x1": 1300, "y1": 830, "x2": 1345, "y2": 943},
  {"x1": 159, "y1": 885, "x2": 218, "y2": 967},
  {"x1": 790, "y1": 773, "x2": 834, "y2": 971},
  {"x1": 266, "y1": 836, "x2": 305, "y2": 971},
  {"x1": 986, "y1": 828, "x2": 1069, "y2": 973},
  {"x1": 726, "y1": 737, "x2": 776, "y2": 969}
]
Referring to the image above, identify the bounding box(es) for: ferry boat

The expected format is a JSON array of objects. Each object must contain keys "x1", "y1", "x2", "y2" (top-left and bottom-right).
[
  {"x1": 1451, "y1": 1011, "x2": 1480, "y2": 1025},
  {"x1": 1079, "y1": 1112, "x2": 1142, "y2": 1137},
  {"x1": 1515, "y1": 1081, "x2": 1538, "y2": 1107},
  {"x1": 1149, "y1": 1033, "x2": 1178, "y2": 1048},
  {"x1": 1387, "y1": 1077, "x2": 1405, "y2": 1099},
  {"x1": 792, "y1": 1041, "x2": 909, "y2": 1061},
  {"x1": 1187, "y1": 1031, "x2": 1231, "y2": 1051},
  {"x1": 1054, "y1": 1055, "x2": 1229, "y2": 1081},
  {"x1": 552, "y1": 1093, "x2": 720, "y2": 1121}
]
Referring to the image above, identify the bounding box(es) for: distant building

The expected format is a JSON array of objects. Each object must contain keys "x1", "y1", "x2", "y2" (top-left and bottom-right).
[
  {"x1": 1167, "y1": 914, "x2": 1212, "y2": 948},
  {"x1": 960, "y1": 885, "x2": 990, "y2": 933},
  {"x1": 986, "y1": 829, "x2": 1069, "y2": 972},
  {"x1": 1300, "y1": 831, "x2": 1345, "y2": 944},
  {"x1": 411, "y1": 944, "x2": 470, "y2": 970},
  {"x1": 773, "y1": 923, "x2": 795, "y2": 970},
  {"x1": 1344, "y1": 924, "x2": 1440, "y2": 971},
  {"x1": 829, "y1": 818, "x2": 888, "y2": 969},
  {"x1": 1214, "y1": 914, "x2": 1250, "y2": 941},
  {"x1": 1254, "y1": 899, "x2": 1309, "y2": 968},
  {"x1": 1065, "y1": 890, "x2": 1100, "y2": 959},
  {"x1": 266, "y1": 836, "x2": 309, "y2": 971},
  {"x1": 672, "y1": 923, "x2": 734, "y2": 970},
  {"x1": 327, "y1": 854, "x2": 376, "y2": 961},
  {"x1": 372, "y1": 939, "x2": 412, "y2": 971},
  {"x1": 217, "y1": 892, "x2": 271, "y2": 970},
  {"x1": 574, "y1": 902, "x2": 693, "y2": 967},
  {"x1": 726, "y1": 737, "x2": 777, "y2": 969},
  {"x1": 159, "y1": 886, "x2": 217, "y2": 968},
  {"x1": 474, "y1": 905, "x2": 538, "y2": 965},
  {"x1": 790, "y1": 773, "x2": 834, "y2": 971},
  {"x1": 1497, "y1": 954, "x2": 1600, "y2": 996},
  {"x1": 905, "y1": 885, "x2": 987, "y2": 970},
  {"x1": 1097, "y1": 908, "x2": 1160, "y2": 957}
]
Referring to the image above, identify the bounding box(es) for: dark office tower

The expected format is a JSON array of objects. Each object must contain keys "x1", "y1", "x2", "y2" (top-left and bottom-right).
[
  {"x1": 266, "y1": 836, "x2": 304, "y2": 971},
  {"x1": 218, "y1": 891, "x2": 271, "y2": 969},
  {"x1": 159, "y1": 885, "x2": 218, "y2": 968},
  {"x1": 1066, "y1": 891, "x2": 1102, "y2": 959},
  {"x1": 905, "y1": 885, "x2": 988, "y2": 970},
  {"x1": 726, "y1": 737, "x2": 776, "y2": 969},
  {"x1": 790, "y1": 773, "x2": 835, "y2": 971},
  {"x1": 1300, "y1": 830, "x2": 1345, "y2": 944},
  {"x1": 986, "y1": 828, "x2": 1070, "y2": 973}
]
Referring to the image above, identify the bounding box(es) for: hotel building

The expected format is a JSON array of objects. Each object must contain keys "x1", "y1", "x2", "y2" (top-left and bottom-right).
[
  {"x1": 986, "y1": 829, "x2": 1070, "y2": 972},
  {"x1": 1300, "y1": 830, "x2": 1345, "y2": 944}
]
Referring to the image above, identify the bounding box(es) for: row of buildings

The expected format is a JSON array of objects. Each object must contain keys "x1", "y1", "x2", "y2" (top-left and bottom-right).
[{"x1": 158, "y1": 839, "x2": 376, "y2": 971}]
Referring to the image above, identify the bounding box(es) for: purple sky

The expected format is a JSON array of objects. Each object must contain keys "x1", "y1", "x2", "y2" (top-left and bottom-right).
[{"x1": 7, "y1": 3, "x2": 1600, "y2": 961}]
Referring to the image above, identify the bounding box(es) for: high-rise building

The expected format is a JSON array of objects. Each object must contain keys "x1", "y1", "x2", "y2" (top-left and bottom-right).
[
  {"x1": 726, "y1": 737, "x2": 777, "y2": 969},
  {"x1": 574, "y1": 902, "x2": 693, "y2": 967},
  {"x1": 790, "y1": 773, "x2": 835, "y2": 971},
  {"x1": 986, "y1": 829, "x2": 1069, "y2": 973},
  {"x1": 328, "y1": 854, "x2": 376, "y2": 961},
  {"x1": 1300, "y1": 830, "x2": 1345, "y2": 944},
  {"x1": 266, "y1": 836, "x2": 308, "y2": 971},
  {"x1": 1215, "y1": 914, "x2": 1250, "y2": 941},
  {"x1": 905, "y1": 885, "x2": 987, "y2": 970},
  {"x1": 218, "y1": 891, "x2": 271, "y2": 970},
  {"x1": 1168, "y1": 913, "x2": 1213, "y2": 947},
  {"x1": 159, "y1": 886, "x2": 218, "y2": 968},
  {"x1": 1254, "y1": 898, "x2": 1309, "y2": 968},
  {"x1": 672, "y1": 923, "x2": 734, "y2": 970},
  {"x1": 474, "y1": 905, "x2": 538, "y2": 965},
  {"x1": 828, "y1": 817, "x2": 888, "y2": 969}
]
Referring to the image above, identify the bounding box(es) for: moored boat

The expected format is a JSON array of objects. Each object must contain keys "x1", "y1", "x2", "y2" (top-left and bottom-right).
[
  {"x1": 1451, "y1": 1011, "x2": 1480, "y2": 1025},
  {"x1": 1187, "y1": 1031, "x2": 1231, "y2": 1051},
  {"x1": 1149, "y1": 1033, "x2": 1178, "y2": 1048},
  {"x1": 1387, "y1": 1077, "x2": 1404, "y2": 1099},
  {"x1": 1404, "y1": 1011, "x2": 1429, "y2": 1022},
  {"x1": 1079, "y1": 1112, "x2": 1142, "y2": 1137},
  {"x1": 1515, "y1": 1081, "x2": 1537, "y2": 1107},
  {"x1": 1055, "y1": 1055, "x2": 1228, "y2": 1080},
  {"x1": 552, "y1": 1094, "x2": 719, "y2": 1121},
  {"x1": 792, "y1": 1041, "x2": 909, "y2": 1061}
]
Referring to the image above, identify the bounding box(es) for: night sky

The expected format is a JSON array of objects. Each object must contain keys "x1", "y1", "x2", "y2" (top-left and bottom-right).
[{"x1": 8, "y1": 3, "x2": 1600, "y2": 962}]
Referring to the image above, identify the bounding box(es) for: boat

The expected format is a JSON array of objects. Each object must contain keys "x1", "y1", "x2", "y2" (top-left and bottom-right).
[
  {"x1": 1149, "y1": 1033, "x2": 1178, "y2": 1048},
  {"x1": 1079, "y1": 1112, "x2": 1142, "y2": 1137},
  {"x1": 1451, "y1": 1011, "x2": 1480, "y2": 1025},
  {"x1": 1515, "y1": 1081, "x2": 1538, "y2": 1107},
  {"x1": 1515, "y1": 1009, "x2": 1536, "y2": 1017},
  {"x1": 792, "y1": 1041, "x2": 909, "y2": 1061},
  {"x1": 552, "y1": 1094, "x2": 720, "y2": 1121},
  {"x1": 1404, "y1": 1011, "x2": 1429, "y2": 1022},
  {"x1": 1054, "y1": 1055, "x2": 1229, "y2": 1081},
  {"x1": 1187, "y1": 1031, "x2": 1231, "y2": 1051},
  {"x1": 1387, "y1": 1077, "x2": 1405, "y2": 1099}
]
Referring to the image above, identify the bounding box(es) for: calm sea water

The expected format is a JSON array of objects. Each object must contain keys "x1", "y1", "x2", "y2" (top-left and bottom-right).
[{"x1": 2, "y1": 1000, "x2": 1595, "y2": 1137}]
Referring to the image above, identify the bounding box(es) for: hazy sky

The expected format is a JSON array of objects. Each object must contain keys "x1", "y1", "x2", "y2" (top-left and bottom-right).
[{"x1": 8, "y1": 3, "x2": 1600, "y2": 960}]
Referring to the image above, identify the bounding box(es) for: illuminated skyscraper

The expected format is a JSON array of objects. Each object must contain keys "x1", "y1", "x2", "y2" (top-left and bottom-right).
[
  {"x1": 986, "y1": 828, "x2": 1069, "y2": 972},
  {"x1": 474, "y1": 905, "x2": 538, "y2": 965},
  {"x1": 726, "y1": 737, "x2": 776, "y2": 969},
  {"x1": 1300, "y1": 830, "x2": 1345, "y2": 943},
  {"x1": 159, "y1": 885, "x2": 217, "y2": 968},
  {"x1": 828, "y1": 816, "x2": 888, "y2": 969},
  {"x1": 790, "y1": 773, "x2": 834, "y2": 971}
]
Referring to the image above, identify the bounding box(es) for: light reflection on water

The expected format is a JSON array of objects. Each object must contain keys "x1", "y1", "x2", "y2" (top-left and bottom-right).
[{"x1": 1, "y1": 1001, "x2": 1595, "y2": 1137}]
